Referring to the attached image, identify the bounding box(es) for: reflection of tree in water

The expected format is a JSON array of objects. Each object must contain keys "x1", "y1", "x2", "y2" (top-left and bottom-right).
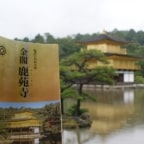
[
  {"x1": 84, "y1": 89, "x2": 124, "y2": 105},
  {"x1": 64, "y1": 89, "x2": 144, "y2": 144},
  {"x1": 133, "y1": 89, "x2": 144, "y2": 124}
]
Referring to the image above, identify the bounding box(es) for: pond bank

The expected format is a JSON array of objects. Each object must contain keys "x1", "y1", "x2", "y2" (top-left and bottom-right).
[
  {"x1": 62, "y1": 113, "x2": 92, "y2": 129},
  {"x1": 82, "y1": 84, "x2": 144, "y2": 90}
]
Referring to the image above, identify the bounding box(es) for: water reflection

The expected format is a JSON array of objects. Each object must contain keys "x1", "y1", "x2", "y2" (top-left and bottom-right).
[
  {"x1": 124, "y1": 89, "x2": 134, "y2": 104},
  {"x1": 63, "y1": 88, "x2": 144, "y2": 144}
]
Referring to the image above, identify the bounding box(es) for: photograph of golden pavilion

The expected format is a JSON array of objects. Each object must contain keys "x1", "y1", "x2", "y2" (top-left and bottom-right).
[
  {"x1": 7, "y1": 111, "x2": 41, "y2": 144},
  {"x1": 79, "y1": 33, "x2": 141, "y2": 83},
  {"x1": 0, "y1": 102, "x2": 62, "y2": 144}
]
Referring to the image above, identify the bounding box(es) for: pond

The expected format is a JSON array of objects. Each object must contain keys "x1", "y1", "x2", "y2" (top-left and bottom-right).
[{"x1": 63, "y1": 88, "x2": 144, "y2": 144}]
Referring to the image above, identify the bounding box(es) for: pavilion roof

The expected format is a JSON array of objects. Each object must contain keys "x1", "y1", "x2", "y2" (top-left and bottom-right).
[{"x1": 79, "y1": 34, "x2": 128, "y2": 45}]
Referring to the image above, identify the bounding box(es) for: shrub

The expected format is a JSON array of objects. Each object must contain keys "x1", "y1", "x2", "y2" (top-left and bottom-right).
[
  {"x1": 135, "y1": 75, "x2": 144, "y2": 84},
  {"x1": 67, "y1": 104, "x2": 88, "y2": 116}
]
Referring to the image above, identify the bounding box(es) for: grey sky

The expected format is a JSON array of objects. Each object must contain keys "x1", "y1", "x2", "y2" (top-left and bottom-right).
[{"x1": 0, "y1": 0, "x2": 144, "y2": 39}]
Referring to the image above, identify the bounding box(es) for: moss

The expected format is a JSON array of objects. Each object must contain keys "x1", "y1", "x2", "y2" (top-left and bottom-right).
[{"x1": 63, "y1": 117, "x2": 78, "y2": 129}]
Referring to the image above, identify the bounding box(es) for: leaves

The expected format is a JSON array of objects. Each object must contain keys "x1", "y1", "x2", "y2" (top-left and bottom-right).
[
  {"x1": 60, "y1": 49, "x2": 116, "y2": 115},
  {"x1": 61, "y1": 87, "x2": 79, "y2": 99},
  {"x1": 15, "y1": 30, "x2": 144, "y2": 59}
]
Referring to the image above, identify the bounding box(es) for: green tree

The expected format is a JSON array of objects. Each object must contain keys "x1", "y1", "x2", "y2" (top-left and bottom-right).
[
  {"x1": 60, "y1": 65, "x2": 78, "y2": 114},
  {"x1": 136, "y1": 60, "x2": 144, "y2": 77},
  {"x1": 32, "y1": 33, "x2": 44, "y2": 43},
  {"x1": 44, "y1": 33, "x2": 56, "y2": 43},
  {"x1": 136, "y1": 31, "x2": 144, "y2": 45},
  {"x1": 23, "y1": 37, "x2": 30, "y2": 42},
  {"x1": 57, "y1": 37, "x2": 81, "y2": 58},
  {"x1": 61, "y1": 50, "x2": 116, "y2": 116},
  {"x1": 125, "y1": 29, "x2": 137, "y2": 42}
]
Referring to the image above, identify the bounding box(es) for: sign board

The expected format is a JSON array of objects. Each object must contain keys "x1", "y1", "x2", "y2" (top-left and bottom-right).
[{"x1": 0, "y1": 36, "x2": 62, "y2": 143}]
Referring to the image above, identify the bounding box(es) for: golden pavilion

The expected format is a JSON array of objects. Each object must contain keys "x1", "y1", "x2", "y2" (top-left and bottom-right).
[
  {"x1": 79, "y1": 34, "x2": 141, "y2": 83},
  {"x1": 7, "y1": 111, "x2": 41, "y2": 144}
]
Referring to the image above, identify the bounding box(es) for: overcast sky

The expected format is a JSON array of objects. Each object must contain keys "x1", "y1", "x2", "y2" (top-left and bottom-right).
[{"x1": 0, "y1": 0, "x2": 144, "y2": 39}]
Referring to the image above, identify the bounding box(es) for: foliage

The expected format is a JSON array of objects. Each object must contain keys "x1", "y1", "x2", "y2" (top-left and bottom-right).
[
  {"x1": 136, "y1": 60, "x2": 144, "y2": 77},
  {"x1": 67, "y1": 104, "x2": 88, "y2": 116},
  {"x1": 60, "y1": 65, "x2": 74, "y2": 93},
  {"x1": 60, "y1": 65, "x2": 79, "y2": 114},
  {"x1": 32, "y1": 33, "x2": 45, "y2": 43},
  {"x1": 0, "y1": 122, "x2": 8, "y2": 138},
  {"x1": 61, "y1": 87, "x2": 79, "y2": 99},
  {"x1": 61, "y1": 49, "x2": 115, "y2": 86},
  {"x1": 60, "y1": 50, "x2": 116, "y2": 116},
  {"x1": 44, "y1": 32, "x2": 56, "y2": 43},
  {"x1": 14, "y1": 29, "x2": 144, "y2": 58},
  {"x1": 135, "y1": 76, "x2": 144, "y2": 84},
  {"x1": 57, "y1": 37, "x2": 81, "y2": 58}
]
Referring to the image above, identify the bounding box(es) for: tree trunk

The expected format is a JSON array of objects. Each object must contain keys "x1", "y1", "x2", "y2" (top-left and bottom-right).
[
  {"x1": 75, "y1": 99, "x2": 81, "y2": 116},
  {"x1": 75, "y1": 84, "x2": 83, "y2": 116},
  {"x1": 61, "y1": 98, "x2": 64, "y2": 115}
]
